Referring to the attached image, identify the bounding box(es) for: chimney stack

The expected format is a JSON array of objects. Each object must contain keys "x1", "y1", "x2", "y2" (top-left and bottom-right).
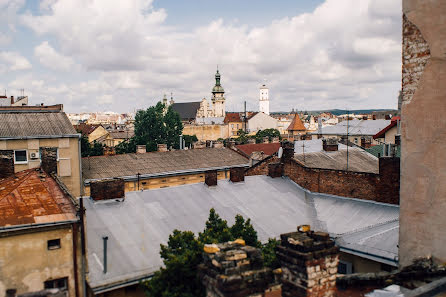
[
  {"x1": 10, "y1": 96, "x2": 14, "y2": 105},
  {"x1": 268, "y1": 162, "x2": 284, "y2": 178},
  {"x1": 281, "y1": 142, "x2": 295, "y2": 163},
  {"x1": 157, "y1": 144, "x2": 167, "y2": 152},
  {"x1": 104, "y1": 147, "x2": 116, "y2": 156},
  {"x1": 204, "y1": 170, "x2": 217, "y2": 187},
  {"x1": 322, "y1": 138, "x2": 338, "y2": 151},
  {"x1": 90, "y1": 178, "x2": 125, "y2": 201},
  {"x1": 360, "y1": 137, "x2": 372, "y2": 149},
  {"x1": 136, "y1": 145, "x2": 146, "y2": 154},
  {"x1": 277, "y1": 227, "x2": 339, "y2": 297},
  {"x1": 193, "y1": 141, "x2": 206, "y2": 149},
  {"x1": 230, "y1": 167, "x2": 245, "y2": 183},
  {"x1": 6, "y1": 289, "x2": 16, "y2": 297},
  {"x1": 395, "y1": 134, "x2": 401, "y2": 146},
  {"x1": 40, "y1": 147, "x2": 58, "y2": 174},
  {"x1": 0, "y1": 150, "x2": 15, "y2": 178}
]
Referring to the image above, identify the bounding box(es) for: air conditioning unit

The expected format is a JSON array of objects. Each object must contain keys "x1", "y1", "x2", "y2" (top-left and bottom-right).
[{"x1": 30, "y1": 152, "x2": 38, "y2": 159}]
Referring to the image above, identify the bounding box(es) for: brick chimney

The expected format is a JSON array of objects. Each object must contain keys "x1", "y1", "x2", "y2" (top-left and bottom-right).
[
  {"x1": 360, "y1": 137, "x2": 372, "y2": 149},
  {"x1": 230, "y1": 167, "x2": 245, "y2": 183},
  {"x1": 90, "y1": 178, "x2": 125, "y2": 201},
  {"x1": 268, "y1": 163, "x2": 284, "y2": 178},
  {"x1": 40, "y1": 147, "x2": 58, "y2": 175},
  {"x1": 157, "y1": 143, "x2": 167, "y2": 152},
  {"x1": 227, "y1": 140, "x2": 236, "y2": 148},
  {"x1": 263, "y1": 137, "x2": 269, "y2": 144},
  {"x1": 372, "y1": 114, "x2": 377, "y2": 120},
  {"x1": 277, "y1": 227, "x2": 339, "y2": 297},
  {"x1": 204, "y1": 170, "x2": 217, "y2": 187},
  {"x1": 322, "y1": 138, "x2": 338, "y2": 151},
  {"x1": 136, "y1": 145, "x2": 146, "y2": 154},
  {"x1": 281, "y1": 142, "x2": 295, "y2": 163},
  {"x1": 194, "y1": 141, "x2": 206, "y2": 149},
  {"x1": 0, "y1": 150, "x2": 15, "y2": 178},
  {"x1": 10, "y1": 96, "x2": 14, "y2": 105},
  {"x1": 395, "y1": 134, "x2": 401, "y2": 146}
]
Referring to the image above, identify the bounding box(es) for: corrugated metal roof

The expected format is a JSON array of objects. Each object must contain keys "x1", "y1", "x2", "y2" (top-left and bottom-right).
[
  {"x1": 294, "y1": 149, "x2": 379, "y2": 173},
  {"x1": 315, "y1": 119, "x2": 390, "y2": 136},
  {"x1": 84, "y1": 175, "x2": 399, "y2": 290},
  {"x1": 0, "y1": 111, "x2": 77, "y2": 138},
  {"x1": 82, "y1": 148, "x2": 249, "y2": 181},
  {"x1": 236, "y1": 143, "x2": 281, "y2": 157},
  {"x1": 294, "y1": 139, "x2": 349, "y2": 153},
  {"x1": 0, "y1": 169, "x2": 77, "y2": 227}
]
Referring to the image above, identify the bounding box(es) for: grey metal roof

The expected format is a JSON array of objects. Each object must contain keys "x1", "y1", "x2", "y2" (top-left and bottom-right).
[
  {"x1": 194, "y1": 117, "x2": 225, "y2": 125},
  {"x1": 82, "y1": 148, "x2": 249, "y2": 182},
  {"x1": 314, "y1": 119, "x2": 391, "y2": 136},
  {"x1": 84, "y1": 175, "x2": 399, "y2": 291},
  {"x1": 170, "y1": 102, "x2": 201, "y2": 120},
  {"x1": 294, "y1": 148, "x2": 379, "y2": 173},
  {"x1": 0, "y1": 111, "x2": 78, "y2": 139},
  {"x1": 294, "y1": 139, "x2": 349, "y2": 153}
]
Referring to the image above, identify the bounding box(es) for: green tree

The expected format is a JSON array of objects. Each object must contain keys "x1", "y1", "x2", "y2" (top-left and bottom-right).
[
  {"x1": 183, "y1": 135, "x2": 198, "y2": 149},
  {"x1": 90, "y1": 141, "x2": 105, "y2": 156},
  {"x1": 230, "y1": 215, "x2": 260, "y2": 247},
  {"x1": 79, "y1": 133, "x2": 91, "y2": 157},
  {"x1": 164, "y1": 106, "x2": 183, "y2": 149},
  {"x1": 198, "y1": 208, "x2": 233, "y2": 244},
  {"x1": 255, "y1": 129, "x2": 281, "y2": 143},
  {"x1": 261, "y1": 238, "x2": 280, "y2": 269}
]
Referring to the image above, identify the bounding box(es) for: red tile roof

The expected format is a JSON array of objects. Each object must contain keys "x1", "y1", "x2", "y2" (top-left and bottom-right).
[
  {"x1": 373, "y1": 116, "x2": 400, "y2": 139},
  {"x1": 287, "y1": 114, "x2": 306, "y2": 131},
  {"x1": 73, "y1": 123, "x2": 101, "y2": 135},
  {"x1": 224, "y1": 112, "x2": 242, "y2": 123},
  {"x1": 235, "y1": 143, "x2": 281, "y2": 157},
  {"x1": 0, "y1": 169, "x2": 77, "y2": 227}
]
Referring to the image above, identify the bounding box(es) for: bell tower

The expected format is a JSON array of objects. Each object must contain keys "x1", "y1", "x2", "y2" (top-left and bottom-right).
[
  {"x1": 259, "y1": 84, "x2": 270, "y2": 115},
  {"x1": 211, "y1": 68, "x2": 225, "y2": 117}
]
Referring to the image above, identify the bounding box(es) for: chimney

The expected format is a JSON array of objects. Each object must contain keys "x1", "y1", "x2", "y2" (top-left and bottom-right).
[
  {"x1": 90, "y1": 178, "x2": 125, "y2": 201},
  {"x1": 204, "y1": 170, "x2": 217, "y2": 187},
  {"x1": 385, "y1": 114, "x2": 391, "y2": 120},
  {"x1": 372, "y1": 114, "x2": 377, "y2": 120},
  {"x1": 40, "y1": 147, "x2": 58, "y2": 175},
  {"x1": 271, "y1": 137, "x2": 280, "y2": 143},
  {"x1": 230, "y1": 167, "x2": 245, "y2": 183},
  {"x1": 157, "y1": 144, "x2": 167, "y2": 152},
  {"x1": 378, "y1": 156, "x2": 400, "y2": 204},
  {"x1": 263, "y1": 137, "x2": 269, "y2": 144},
  {"x1": 360, "y1": 137, "x2": 372, "y2": 149},
  {"x1": 277, "y1": 227, "x2": 339, "y2": 297},
  {"x1": 268, "y1": 163, "x2": 283, "y2": 178},
  {"x1": 227, "y1": 140, "x2": 236, "y2": 149},
  {"x1": 281, "y1": 142, "x2": 295, "y2": 163},
  {"x1": 0, "y1": 150, "x2": 15, "y2": 178},
  {"x1": 362, "y1": 115, "x2": 368, "y2": 120},
  {"x1": 214, "y1": 141, "x2": 224, "y2": 148},
  {"x1": 10, "y1": 96, "x2": 14, "y2": 105},
  {"x1": 193, "y1": 141, "x2": 206, "y2": 149},
  {"x1": 322, "y1": 138, "x2": 338, "y2": 151},
  {"x1": 104, "y1": 147, "x2": 116, "y2": 156},
  {"x1": 136, "y1": 145, "x2": 146, "y2": 154}
]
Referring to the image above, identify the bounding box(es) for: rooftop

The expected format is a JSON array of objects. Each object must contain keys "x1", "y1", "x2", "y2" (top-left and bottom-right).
[
  {"x1": 0, "y1": 169, "x2": 77, "y2": 228},
  {"x1": 224, "y1": 112, "x2": 242, "y2": 123},
  {"x1": 315, "y1": 119, "x2": 391, "y2": 136},
  {"x1": 82, "y1": 147, "x2": 249, "y2": 182},
  {"x1": 0, "y1": 111, "x2": 78, "y2": 139},
  {"x1": 84, "y1": 175, "x2": 399, "y2": 292},
  {"x1": 235, "y1": 143, "x2": 281, "y2": 157},
  {"x1": 287, "y1": 114, "x2": 306, "y2": 131},
  {"x1": 73, "y1": 123, "x2": 102, "y2": 135},
  {"x1": 170, "y1": 102, "x2": 201, "y2": 120}
]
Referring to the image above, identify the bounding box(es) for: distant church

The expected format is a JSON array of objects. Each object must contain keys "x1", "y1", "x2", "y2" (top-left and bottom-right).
[
  {"x1": 259, "y1": 84, "x2": 270, "y2": 115},
  {"x1": 167, "y1": 69, "x2": 226, "y2": 122}
]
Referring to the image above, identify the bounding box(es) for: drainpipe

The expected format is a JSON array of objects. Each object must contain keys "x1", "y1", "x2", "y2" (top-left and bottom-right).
[
  {"x1": 79, "y1": 198, "x2": 87, "y2": 297},
  {"x1": 72, "y1": 223, "x2": 80, "y2": 297},
  {"x1": 78, "y1": 136, "x2": 84, "y2": 196},
  {"x1": 103, "y1": 236, "x2": 109, "y2": 274}
]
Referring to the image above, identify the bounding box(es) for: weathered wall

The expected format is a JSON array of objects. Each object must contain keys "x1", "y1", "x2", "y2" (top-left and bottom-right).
[
  {"x1": 0, "y1": 227, "x2": 79, "y2": 297},
  {"x1": 247, "y1": 113, "x2": 278, "y2": 133},
  {"x1": 183, "y1": 124, "x2": 229, "y2": 141},
  {"x1": 90, "y1": 178, "x2": 125, "y2": 201},
  {"x1": 0, "y1": 150, "x2": 14, "y2": 178},
  {"x1": 399, "y1": 0, "x2": 446, "y2": 267},
  {"x1": 0, "y1": 138, "x2": 81, "y2": 197},
  {"x1": 245, "y1": 156, "x2": 280, "y2": 176},
  {"x1": 339, "y1": 252, "x2": 386, "y2": 275},
  {"x1": 83, "y1": 170, "x2": 230, "y2": 196},
  {"x1": 88, "y1": 126, "x2": 108, "y2": 143}
]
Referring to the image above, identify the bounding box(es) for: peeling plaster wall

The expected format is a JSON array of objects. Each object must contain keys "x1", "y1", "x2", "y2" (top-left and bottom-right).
[{"x1": 400, "y1": 0, "x2": 446, "y2": 267}]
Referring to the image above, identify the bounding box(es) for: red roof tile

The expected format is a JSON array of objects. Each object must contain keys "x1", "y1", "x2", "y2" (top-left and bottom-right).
[
  {"x1": 0, "y1": 169, "x2": 77, "y2": 227},
  {"x1": 235, "y1": 143, "x2": 281, "y2": 157},
  {"x1": 287, "y1": 114, "x2": 306, "y2": 131},
  {"x1": 224, "y1": 112, "x2": 242, "y2": 123},
  {"x1": 73, "y1": 123, "x2": 101, "y2": 135}
]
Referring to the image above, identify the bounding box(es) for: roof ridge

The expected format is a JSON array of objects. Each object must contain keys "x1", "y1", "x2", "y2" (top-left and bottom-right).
[{"x1": 334, "y1": 218, "x2": 399, "y2": 238}]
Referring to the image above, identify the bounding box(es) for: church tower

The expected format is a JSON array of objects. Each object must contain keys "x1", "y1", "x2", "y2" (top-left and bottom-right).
[
  {"x1": 259, "y1": 84, "x2": 270, "y2": 115},
  {"x1": 211, "y1": 69, "x2": 226, "y2": 117}
]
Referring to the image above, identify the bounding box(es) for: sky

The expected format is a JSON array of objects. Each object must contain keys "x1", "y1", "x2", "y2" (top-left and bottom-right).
[{"x1": 0, "y1": 0, "x2": 402, "y2": 113}]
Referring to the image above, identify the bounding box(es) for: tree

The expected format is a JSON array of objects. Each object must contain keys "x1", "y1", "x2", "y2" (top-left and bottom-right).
[
  {"x1": 78, "y1": 132, "x2": 104, "y2": 157},
  {"x1": 255, "y1": 129, "x2": 281, "y2": 143},
  {"x1": 143, "y1": 208, "x2": 278, "y2": 297},
  {"x1": 90, "y1": 141, "x2": 105, "y2": 156},
  {"x1": 183, "y1": 135, "x2": 198, "y2": 148}
]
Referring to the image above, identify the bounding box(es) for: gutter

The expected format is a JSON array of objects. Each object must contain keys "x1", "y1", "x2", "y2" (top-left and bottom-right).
[
  {"x1": 339, "y1": 246, "x2": 398, "y2": 267},
  {"x1": 0, "y1": 219, "x2": 79, "y2": 233},
  {"x1": 83, "y1": 164, "x2": 250, "y2": 185},
  {"x1": 91, "y1": 274, "x2": 153, "y2": 295},
  {"x1": 0, "y1": 134, "x2": 81, "y2": 140}
]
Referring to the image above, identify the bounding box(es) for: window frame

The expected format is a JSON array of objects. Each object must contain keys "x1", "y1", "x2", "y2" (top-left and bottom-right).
[
  {"x1": 14, "y1": 149, "x2": 28, "y2": 164},
  {"x1": 44, "y1": 277, "x2": 68, "y2": 291},
  {"x1": 47, "y1": 238, "x2": 61, "y2": 250}
]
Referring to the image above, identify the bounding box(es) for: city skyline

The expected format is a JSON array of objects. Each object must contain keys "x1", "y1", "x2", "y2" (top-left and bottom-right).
[{"x1": 0, "y1": 0, "x2": 401, "y2": 113}]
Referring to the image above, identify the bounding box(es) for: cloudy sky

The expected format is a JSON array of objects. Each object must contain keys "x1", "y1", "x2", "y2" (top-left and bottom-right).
[{"x1": 0, "y1": 0, "x2": 401, "y2": 113}]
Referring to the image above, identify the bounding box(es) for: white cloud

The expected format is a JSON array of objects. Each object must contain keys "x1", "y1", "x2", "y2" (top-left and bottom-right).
[
  {"x1": 12, "y1": 0, "x2": 402, "y2": 112},
  {"x1": 34, "y1": 41, "x2": 75, "y2": 71},
  {"x1": 0, "y1": 51, "x2": 32, "y2": 71}
]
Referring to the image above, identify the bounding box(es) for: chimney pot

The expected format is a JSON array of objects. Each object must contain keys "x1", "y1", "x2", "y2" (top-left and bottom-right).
[
  {"x1": 322, "y1": 138, "x2": 338, "y2": 151},
  {"x1": 10, "y1": 96, "x2": 14, "y2": 105},
  {"x1": 230, "y1": 167, "x2": 245, "y2": 183},
  {"x1": 90, "y1": 178, "x2": 125, "y2": 201},
  {"x1": 136, "y1": 145, "x2": 147, "y2": 154},
  {"x1": 204, "y1": 170, "x2": 217, "y2": 187}
]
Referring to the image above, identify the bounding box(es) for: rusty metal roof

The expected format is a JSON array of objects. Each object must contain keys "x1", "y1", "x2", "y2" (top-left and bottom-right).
[
  {"x1": 82, "y1": 147, "x2": 249, "y2": 182},
  {"x1": 0, "y1": 111, "x2": 78, "y2": 139},
  {"x1": 0, "y1": 169, "x2": 77, "y2": 228},
  {"x1": 235, "y1": 143, "x2": 281, "y2": 157}
]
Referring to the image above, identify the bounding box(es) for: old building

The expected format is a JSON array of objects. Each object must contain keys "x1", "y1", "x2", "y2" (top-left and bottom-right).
[
  {"x1": 103, "y1": 130, "x2": 134, "y2": 147},
  {"x1": 0, "y1": 95, "x2": 28, "y2": 106},
  {"x1": 0, "y1": 106, "x2": 82, "y2": 196},
  {"x1": 0, "y1": 167, "x2": 82, "y2": 297},
  {"x1": 224, "y1": 112, "x2": 244, "y2": 137},
  {"x1": 259, "y1": 84, "x2": 270, "y2": 115},
  {"x1": 286, "y1": 113, "x2": 306, "y2": 140},
  {"x1": 73, "y1": 124, "x2": 109, "y2": 144},
  {"x1": 247, "y1": 112, "x2": 278, "y2": 133},
  {"x1": 373, "y1": 116, "x2": 401, "y2": 145},
  {"x1": 81, "y1": 147, "x2": 248, "y2": 195}
]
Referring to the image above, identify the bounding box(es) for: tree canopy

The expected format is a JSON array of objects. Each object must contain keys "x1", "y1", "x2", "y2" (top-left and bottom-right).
[
  {"x1": 142, "y1": 208, "x2": 279, "y2": 297},
  {"x1": 78, "y1": 133, "x2": 104, "y2": 157},
  {"x1": 255, "y1": 129, "x2": 281, "y2": 143}
]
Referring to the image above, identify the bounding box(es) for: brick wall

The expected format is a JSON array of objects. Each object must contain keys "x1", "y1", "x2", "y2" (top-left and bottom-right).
[
  {"x1": 205, "y1": 170, "x2": 217, "y2": 186},
  {"x1": 230, "y1": 167, "x2": 245, "y2": 183},
  {"x1": 0, "y1": 150, "x2": 14, "y2": 178},
  {"x1": 283, "y1": 158, "x2": 399, "y2": 204},
  {"x1": 90, "y1": 178, "x2": 125, "y2": 201},
  {"x1": 40, "y1": 147, "x2": 58, "y2": 175},
  {"x1": 245, "y1": 156, "x2": 280, "y2": 176},
  {"x1": 402, "y1": 14, "x2": 430, "y2": 104}
]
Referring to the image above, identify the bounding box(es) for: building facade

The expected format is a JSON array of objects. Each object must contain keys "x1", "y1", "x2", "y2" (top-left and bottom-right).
[{"x1": 259, "y1": 84, "x2": 269, "y2": 115}]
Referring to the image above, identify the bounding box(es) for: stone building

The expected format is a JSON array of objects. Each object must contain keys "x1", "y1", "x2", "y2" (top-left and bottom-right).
[
  {"x1": 0, "y1": 167, "x2": 82, "y2": 297},
  {"x1": 0, "y1": 105, "x2": 82, "y2": 197}
]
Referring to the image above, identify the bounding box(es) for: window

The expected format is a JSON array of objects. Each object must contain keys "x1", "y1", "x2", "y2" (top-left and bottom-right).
[
  {"x1": 354, "y1": 138, "x2": 358, "y2": 144},
  {"x1": 14, "y1": 150, "x2": 28, "y2": 164},
  {"x1": 231, "y1": 124, "x2": 234, "y2": 129},
  {"x1": 47, "y1": 239, "x2": 61, "y2": 250},
  {"x1": 338, "y1": 261, "x2": 353, "y2": 274},
  {"x1": 44, "y1": 277, "x2": 68, "y2": 290},
  {"x1": 236, "y1": 124, "x2": 239, "y2": 129}
]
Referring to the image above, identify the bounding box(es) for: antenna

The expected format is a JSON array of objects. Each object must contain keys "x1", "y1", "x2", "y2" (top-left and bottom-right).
[
  {"x1": 244, "y1": 101, "x2": 247, "y2": 133},
  {"x1": 346, "y1": 109, "x2": 349, "y2": 171}
]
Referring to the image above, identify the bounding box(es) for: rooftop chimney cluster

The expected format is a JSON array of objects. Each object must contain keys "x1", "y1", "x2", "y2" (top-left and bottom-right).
[{"x1": 322, "y1": 138, "x2": 338, "y2": 152}]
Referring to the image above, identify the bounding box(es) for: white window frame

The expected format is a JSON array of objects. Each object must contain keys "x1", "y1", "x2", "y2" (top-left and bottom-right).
[{"x1": 14, "y1": 149, "x2": 28, "y2": 164}]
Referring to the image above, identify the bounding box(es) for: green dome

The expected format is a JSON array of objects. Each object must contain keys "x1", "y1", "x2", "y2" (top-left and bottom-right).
[{"x1": 212, "y1": 85, "x2": 225, "y2": 93}]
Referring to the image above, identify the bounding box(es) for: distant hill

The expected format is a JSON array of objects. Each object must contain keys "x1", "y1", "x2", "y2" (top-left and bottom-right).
[{"x1": 271, "y1": 109, "x2": 397, "y2": 116}]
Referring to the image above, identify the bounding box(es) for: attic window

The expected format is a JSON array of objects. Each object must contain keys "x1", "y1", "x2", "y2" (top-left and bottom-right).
[
  {"x1": 47, "y1": 239, "x2": 61, "y2": 250},
  {"x1": 44, "y1": 277, "x2": 68, "y2": 290},
  {"x1": 14, "y1": 150, "x2": 28, "y2": 164}
]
